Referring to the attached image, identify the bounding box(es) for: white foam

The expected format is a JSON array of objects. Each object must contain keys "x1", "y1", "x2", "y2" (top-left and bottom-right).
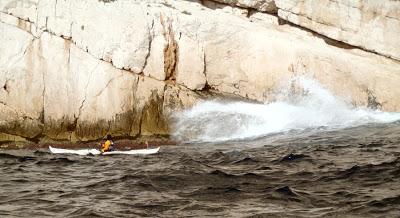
[{"x1": 172, "y1": 77, "x2": 400, "y2": 142}]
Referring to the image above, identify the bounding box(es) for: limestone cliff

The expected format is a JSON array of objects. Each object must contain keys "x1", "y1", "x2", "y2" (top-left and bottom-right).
[{"x1": 1, "y1": 0, "x2": 400, "y2": 143}]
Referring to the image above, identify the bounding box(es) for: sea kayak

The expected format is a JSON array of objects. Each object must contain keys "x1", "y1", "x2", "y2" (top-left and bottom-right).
[{"x1": 49, "y1": 146, "x2": 160, "y2": 156}]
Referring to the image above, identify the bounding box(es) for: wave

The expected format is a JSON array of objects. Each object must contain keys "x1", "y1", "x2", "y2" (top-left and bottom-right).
[{"x1": 172, "y1": 77, "x2": 400, "y2": 142}]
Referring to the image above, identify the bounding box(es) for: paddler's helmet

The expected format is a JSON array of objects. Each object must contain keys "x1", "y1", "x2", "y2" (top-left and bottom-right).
[{"x1": 107, "y1": 134, "x2": 112, "y2": 140}]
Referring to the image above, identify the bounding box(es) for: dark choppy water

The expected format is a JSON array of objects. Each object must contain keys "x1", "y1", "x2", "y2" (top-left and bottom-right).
[{"x1": 1, "y1": 122, "x2": 400, "y2": 217}]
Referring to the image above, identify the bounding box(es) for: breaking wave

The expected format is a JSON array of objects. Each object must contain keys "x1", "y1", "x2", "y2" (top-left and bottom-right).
[{"x1": 173, "y1": 77, "x2": 400, "y2": 142}]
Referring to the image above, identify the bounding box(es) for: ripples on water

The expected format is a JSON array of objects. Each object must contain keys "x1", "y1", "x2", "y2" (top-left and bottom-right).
[{"x1": 1, "y1": 122, "x2": 400, "y2": 217}]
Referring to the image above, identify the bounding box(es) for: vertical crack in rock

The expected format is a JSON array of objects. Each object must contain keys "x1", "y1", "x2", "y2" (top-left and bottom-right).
[
  {"x1": 138, "y1": 105, "x2": 144, "y2": 137},
  {"x1": 160, "y1": 85, "x2": 168, "y2": 134},
  {"x1": 128, "y1": 113, "x2": 134, "y2": 137},
  {"x1": 68, "y1": 21, "x2": 73, "y2": 39},
  {"x1": 142, "y1": 19, "x2": 154, "y2": 73},
  {"x1": 45, "y1": 16, "x2": 48, "y2": 31},
  {"x1": 40, "y1": 35, "x2": 47, "y2": 129},
  {"x1": 34, "y1": 36, "x2": 45, "y2": 140},
  {"x1": 129, "y1": 77, "x2": 141, "y2": 137},
  {"x1": 64, "y1": 40, "x2": 74, "y2": 136},
  {"x1": 202, "y1": 51, "x2": 210, "y2": 90},
  {"x1": 67, "y1": 41, "x2": 71, "y2": 67},
  {"x1": 72, "y1": 61, "x2": 99, "y2": 132},
  {"x1": 41, "y1": 59, "x2": 45, "y2": 127},
  {"x1": 203, "y1": 51, "x2": 207, "y2": 76},
  {"x1": 160, "y1": 14, "x2": 179, "y2": 81},
  {"x1": 199, "y1": 51, "x2": 213, "y2": 92},
  {"x1": 161, "y1": 84, "x2": 168, "y2": 116}
]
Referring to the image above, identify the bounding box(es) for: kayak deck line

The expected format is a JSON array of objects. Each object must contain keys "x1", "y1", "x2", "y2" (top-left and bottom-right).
[{"x1": 49, "y1": 146, "x2": 160, "y2": 155}]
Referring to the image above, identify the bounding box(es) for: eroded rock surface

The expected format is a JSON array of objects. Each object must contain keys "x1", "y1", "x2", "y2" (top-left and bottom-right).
[
  {"x1": 1, "y1": 0, "x2": 400, "y2": 143},
  {"x1": 275, "y1": 0, "x2": 400, "y2": 60}
]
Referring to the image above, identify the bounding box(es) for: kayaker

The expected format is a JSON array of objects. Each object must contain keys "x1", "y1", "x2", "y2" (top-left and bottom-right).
[{"x1": 101, "y1": 134, "x2": 115, "y2": 153}]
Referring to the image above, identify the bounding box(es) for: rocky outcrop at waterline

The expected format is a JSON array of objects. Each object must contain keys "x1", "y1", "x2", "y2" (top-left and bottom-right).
[{"x1": 1, "y1": 0, "x2": 400, "y2": 143}]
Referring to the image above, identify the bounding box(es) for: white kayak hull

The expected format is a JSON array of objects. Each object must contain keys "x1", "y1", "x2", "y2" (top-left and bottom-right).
[{"x1": 49, "y1": 146, "x2": 160, "y2": 156}]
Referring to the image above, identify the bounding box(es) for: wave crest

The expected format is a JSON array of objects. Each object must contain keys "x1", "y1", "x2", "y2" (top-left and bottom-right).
[{"x1": 172, "y1": 77, "x2": 400, "y2": 142}]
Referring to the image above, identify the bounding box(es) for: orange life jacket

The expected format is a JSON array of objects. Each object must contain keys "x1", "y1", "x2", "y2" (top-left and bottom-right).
[{"x1": 101, "y1": 140, "x2": 112, "y2": 153}]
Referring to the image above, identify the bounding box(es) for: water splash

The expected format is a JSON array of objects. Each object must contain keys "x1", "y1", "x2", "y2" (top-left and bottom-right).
[{"x1": 172, "y1": 77, "x2": 400, "y2": 142}]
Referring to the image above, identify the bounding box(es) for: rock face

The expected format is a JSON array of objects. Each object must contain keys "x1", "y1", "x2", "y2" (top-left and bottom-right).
[
  {"x1": 275, "y1": 0, "x2": 400, "y2": 60},
  {"x1": 1, "y1": 0, "x2": 400, "y2": 143}
]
